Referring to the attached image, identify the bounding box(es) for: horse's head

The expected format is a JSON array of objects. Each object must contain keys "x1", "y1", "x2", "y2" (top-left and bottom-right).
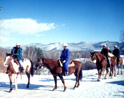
[
  {"x1": 90, "y1": 52, "x2": 97, "y2": 63},
  {"x1": 4, "y1": 53, "x2": 13, "y2": 67},
  {"x1": 35, "y1": 57, "x2": 43, "y2": 70}
]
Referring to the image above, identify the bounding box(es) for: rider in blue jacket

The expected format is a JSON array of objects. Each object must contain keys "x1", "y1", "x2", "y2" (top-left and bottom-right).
[
  {"x1": 60, "y1": 43, "x2": 70, "y2": 76},
  {"x1": 11, "y1": 42, "x2": 24, "y2": 72}
]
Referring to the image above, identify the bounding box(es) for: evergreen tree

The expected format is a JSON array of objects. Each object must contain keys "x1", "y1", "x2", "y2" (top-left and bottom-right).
[{"x1": 37, "y1": 48, "x2": 44, "y2": 58}]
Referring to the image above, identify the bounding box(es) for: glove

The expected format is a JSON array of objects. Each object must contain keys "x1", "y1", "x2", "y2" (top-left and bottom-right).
[{"x1": 63, "y1": 60, "x2": 66, "y2": 63}]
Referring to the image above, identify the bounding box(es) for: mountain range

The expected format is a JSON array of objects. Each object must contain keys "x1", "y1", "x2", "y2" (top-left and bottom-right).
[{"x1": 26, "y1": 41, "x2": 124, "y2": 52}]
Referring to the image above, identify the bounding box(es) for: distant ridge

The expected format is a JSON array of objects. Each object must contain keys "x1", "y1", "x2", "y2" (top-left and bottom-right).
[{"x1": 25, "y1": 41, "x2": 123, "y2": 51}]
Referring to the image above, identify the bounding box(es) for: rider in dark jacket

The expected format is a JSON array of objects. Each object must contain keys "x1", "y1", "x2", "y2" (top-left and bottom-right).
[
  {"x1": 60, "y1": 43, "x2": 70, "y2": 76},
  {"x1": 113, "y1": 45, "x2": 120, "y2": 65},
  {"x1": 11, "y1": 42, "x2": 24, "y2": 72},
  {"x1": 101, "y1": 44, "x2": 110, "y2": 67}
]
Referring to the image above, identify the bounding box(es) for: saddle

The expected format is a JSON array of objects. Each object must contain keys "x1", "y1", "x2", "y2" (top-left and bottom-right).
[
  {"x1": 108, "y1": 52, "x2": 114, "y2": 58},
  {"x1": 59, "y1": 60, "x2": 75, "y2": 67}
]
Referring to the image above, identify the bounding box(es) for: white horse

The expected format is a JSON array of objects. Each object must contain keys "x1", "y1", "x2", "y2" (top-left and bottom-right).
[{"x1": 4, "y1": 53, "x2": 34, "y2": 92}]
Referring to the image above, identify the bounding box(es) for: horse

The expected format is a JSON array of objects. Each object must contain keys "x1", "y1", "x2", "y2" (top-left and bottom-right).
[
  {"x1": 35, "y1": 57, "x2": 82, "y2": 91},
  {"x1": 117, "y1": 57, "x2": 123, "y2": 75},
  {"x1": 90, "y1": 52, "x2": 109, "y2": 81},
  {"x1": 4, "y1": 53, "x2": 34, "y2": 92}
]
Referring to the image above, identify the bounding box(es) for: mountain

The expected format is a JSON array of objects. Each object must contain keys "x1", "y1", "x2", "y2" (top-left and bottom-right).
[{"x1": 27, "y1": 41, "x2": 123, "y2": 51}]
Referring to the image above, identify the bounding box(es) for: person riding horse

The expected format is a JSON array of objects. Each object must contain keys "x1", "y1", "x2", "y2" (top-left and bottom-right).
[
  {"x1": 101, "y1": 44, "x2": 110, "y2": 67},
  {"x1": 113, "y1": 45, "x2": 120, "y2": 66},
  {"x1": 11, "y1": 42, "x2": 24, "y2": 72},
  {"x1": 60, "y1": 43, "x2": 70, "y2": 76}
]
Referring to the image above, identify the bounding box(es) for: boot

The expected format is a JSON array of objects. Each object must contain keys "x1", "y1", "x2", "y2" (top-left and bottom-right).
[
  {"x1": 65, "y1": 72, "x2": 69, "y2": 76},
  {"x1": 19, "y1": 66, "x2": 24, "y2": 72}
]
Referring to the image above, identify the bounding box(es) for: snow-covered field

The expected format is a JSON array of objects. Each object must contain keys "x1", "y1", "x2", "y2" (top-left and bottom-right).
[{"x1": 0, "y1": 69, "x2": 124, "y2": 98}]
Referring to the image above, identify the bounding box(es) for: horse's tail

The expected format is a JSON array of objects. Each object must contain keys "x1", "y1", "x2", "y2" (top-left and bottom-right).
[
  {"x1": 79, "y1": 64, "x2": 83, "y2": 81},
  {"x1": 30, "y1": 60, "x2": 34, "y2": 76}
]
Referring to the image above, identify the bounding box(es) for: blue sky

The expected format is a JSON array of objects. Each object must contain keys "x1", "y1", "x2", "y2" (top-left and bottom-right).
[{"x1": 0, "y1": 0, "x2": 124, "y2": 47}]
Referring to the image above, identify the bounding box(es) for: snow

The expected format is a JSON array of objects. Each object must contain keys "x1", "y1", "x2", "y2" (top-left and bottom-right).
[{"x1": 0, "y1": 69, "x2": 124, "y2": 98}]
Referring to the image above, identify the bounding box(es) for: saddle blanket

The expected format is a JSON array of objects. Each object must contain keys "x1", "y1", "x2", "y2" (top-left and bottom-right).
[{"x1": 59, "y1": 60, "x2": 75, "y2": 67}]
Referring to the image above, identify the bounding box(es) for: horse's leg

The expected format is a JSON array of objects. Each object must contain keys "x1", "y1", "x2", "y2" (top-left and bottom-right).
[
  {"x1": 105, "y1": 67, "x2": 109, "y2": 79},
  {"x1": 117, "y1": 64, "x2": 119, "y2": 75},
  {"x1": 111, "y1": 67, "x2": 114, "y2": 79},
  {"x1": 26, "y1": 72, "x2": 30, "y2": 88},
  {"x1": 9, "y1": 74, "x2": 13, "y2": 92},
  {"x1": 97, "y1": 69, "x2": 100, "y2": 81},
  {"x1": 121, "y1": 63, "x2": 123, "y2": 75},
  {"x1": 58, "y1": 75, "x2": 67, "y2": 92},
  {"x1": 14, "y1": 74, "x2": 18, "y2": 90},
  {"x1": 114, "y1": 65, "x2": 116, "y2": 77},
  {"x1": 53, "y1": 75, "x2": 57, "y2": 91},
  {"x1": 109, "y1": 66, "x2": 112, "y2": 76},
  {"x1": 98, "y1": 69, "x2": 103, "y2": 81},
  {"x1": 73, "y1": 71, "x2": 80, "y2": 89}
]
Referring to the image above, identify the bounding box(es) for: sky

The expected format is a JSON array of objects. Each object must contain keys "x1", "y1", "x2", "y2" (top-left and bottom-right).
[{"x1": 0, "y1": 0, "x2": 124, "y2": 47}]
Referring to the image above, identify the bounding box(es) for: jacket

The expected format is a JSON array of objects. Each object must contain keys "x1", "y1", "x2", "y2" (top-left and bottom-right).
[
  {"x1": 60, "y1": 48, "x2": 70, "y2": 61},
  {"x1": 11, "y1": 47, "x2": 23, "y2": 61},
  {"x1": 101, "y1": 47, "x2": 109, "y2": 57},
  {"x1": 113, "y1": 48, "x2": 120, "y2": 58}
]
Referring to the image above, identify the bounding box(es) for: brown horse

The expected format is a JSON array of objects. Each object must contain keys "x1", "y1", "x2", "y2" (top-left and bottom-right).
[
  {"x1": 117, "y1": 57, "x2": 123, "y2": 75},
  {"x1": 90, "y1": 52, "x2": 109, "y2": 81},
  {"x1": 35, "y1": 57, "x2": 82, "y2": 91},
  {"x1": 4, "y1": 53, "x2": 34, "y2": 92}
]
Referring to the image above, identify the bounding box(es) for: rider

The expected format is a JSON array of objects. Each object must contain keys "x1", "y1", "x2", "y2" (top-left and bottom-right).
[
  {"x1": 113, "y1": 45, "x2": 120, "y2": 65},
  {"x1": 60, "y1": 43, "x2": 70, "y2": 76},
  {"x1": 11, "y1": 42, "x2": 24, "y2": 72},
  {"x1": 101, "y1": 44, "x2": 110, "y2": 67}
]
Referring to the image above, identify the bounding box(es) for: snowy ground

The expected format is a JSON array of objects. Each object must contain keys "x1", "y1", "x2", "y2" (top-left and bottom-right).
[{"x1": 0, "y1": 69, "x2": 124, "y2": 98}]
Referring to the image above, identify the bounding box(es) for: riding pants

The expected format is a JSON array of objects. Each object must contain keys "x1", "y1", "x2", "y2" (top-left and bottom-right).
[{"x1": 63, "y1": 60, "x2": 69, "y2": 72}]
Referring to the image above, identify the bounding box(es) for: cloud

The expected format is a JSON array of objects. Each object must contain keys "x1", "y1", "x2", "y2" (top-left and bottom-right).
[
  {"x1": 0, "y1": 35, "x2": 9, "y2": 42},
  {"x1": 1, "y1": 18, "x2": 55, "y2": 35}
]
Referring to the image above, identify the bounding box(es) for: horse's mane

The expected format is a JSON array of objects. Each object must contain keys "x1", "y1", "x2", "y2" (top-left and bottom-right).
[
  {"x1": 42, "y1": 58, "x2": 59, "y2": 66},
  {"x1": 95, "y1": 52, "x2": 106, "y2": 62}
]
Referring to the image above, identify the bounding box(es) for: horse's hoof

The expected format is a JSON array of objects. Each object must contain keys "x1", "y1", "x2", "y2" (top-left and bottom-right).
[
  {"x1": 73, "y1": 87, "x2": 75, "y2": 90},
  {"x1": 63, "y1": 87, "x2": 67, "y2": 92},
  {"x1": 53, "y1": 87, "x2": 57, "y2": 91},
  {"x1": 111, "y1": 76, "x2": 114, "y2": 79},
  {"x1": 97, "y1": 79, "x2": 101, "y2": 81},
  {"x1": 9, "y1": 88, "x2": 13, "y2": 93},
  {"x1": 27, "y1": 85, "x2": 29, "y2": 88}
]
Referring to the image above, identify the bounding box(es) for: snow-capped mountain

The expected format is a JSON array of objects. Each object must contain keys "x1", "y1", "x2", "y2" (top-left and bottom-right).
[{"x1": 26, "y1": 41, "x2": 123, "y2": 51}]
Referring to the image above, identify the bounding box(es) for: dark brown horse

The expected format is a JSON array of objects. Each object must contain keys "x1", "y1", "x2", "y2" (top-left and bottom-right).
[
  {"x1": 117, "y1": 57, "x2": 123, "y2": 75},
  {"x1": 35, "y1": 57, "x2": 82, "y2": 91},
  {"x1": 4, "y1": 53, "x2": 34, "y2": 92},
  {"x1": 90, "y1": 52, "x2": 109, "y2": 81}
]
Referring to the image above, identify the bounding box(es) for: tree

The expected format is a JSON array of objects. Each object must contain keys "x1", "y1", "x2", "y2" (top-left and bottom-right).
[{"x1": 36, "y1": 48, "x2": 44, "y2": 58}]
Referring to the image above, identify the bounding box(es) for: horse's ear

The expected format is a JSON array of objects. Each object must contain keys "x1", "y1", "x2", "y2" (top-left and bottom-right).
[{"x1": 6, "y1": 52, "x2": 9, "y2": 56}]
